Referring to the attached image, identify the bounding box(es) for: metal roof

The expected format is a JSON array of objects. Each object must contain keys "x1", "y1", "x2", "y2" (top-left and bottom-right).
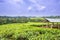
[{"x1": 46, "y1": 18, "x2": 60, "y2": 22}]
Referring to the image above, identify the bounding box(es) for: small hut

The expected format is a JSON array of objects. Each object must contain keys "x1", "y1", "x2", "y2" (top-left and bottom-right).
[{"x1": 45, "y1": 18, "x2": 60, "y2": 29}]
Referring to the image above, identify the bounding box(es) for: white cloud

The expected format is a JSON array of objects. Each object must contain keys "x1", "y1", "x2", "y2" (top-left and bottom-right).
[
  {"x1": 29, "y1": 0, "x2": 46, "y2": 10},
  {"x1": 33, "y1": 4, "x2": 46, "y2": 10},
  {"x1": 27, "y1": 5, "x2": 46, "y2": 11},
  {"x1": 13, "y1": 0, "x2": 23, "y2": 3},
  {"x1": 7, "y1": 0, "x2": 24, "y2": 4},
  {"x1": 39, "y1": 6, "x2": 46, "y2": 10},
  {"x1": 28, "y1": 6, "x2": 32, "y2": 10},
  {"x1": 29, "y1": 0, "x2": 36, "y2": 3}
]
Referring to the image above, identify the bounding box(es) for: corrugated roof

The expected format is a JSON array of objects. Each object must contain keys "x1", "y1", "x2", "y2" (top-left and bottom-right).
[{"x1": 46, "y1": 18, "x2": 60, "y2": 22}]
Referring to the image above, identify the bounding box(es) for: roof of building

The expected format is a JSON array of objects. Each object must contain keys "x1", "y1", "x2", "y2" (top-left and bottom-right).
[{"x1": 46, "y1": 18, "x2": 60, "y2": 22}]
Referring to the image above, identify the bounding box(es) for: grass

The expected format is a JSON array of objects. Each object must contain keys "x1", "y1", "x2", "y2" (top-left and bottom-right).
[{"x1": 0, "y1": 23, "x2": 60, "y2": 40}]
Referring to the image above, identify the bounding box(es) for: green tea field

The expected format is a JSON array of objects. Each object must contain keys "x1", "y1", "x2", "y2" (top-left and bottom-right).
[{"x1": 0, "y1": 23, "x2": 60, "y2": 40}]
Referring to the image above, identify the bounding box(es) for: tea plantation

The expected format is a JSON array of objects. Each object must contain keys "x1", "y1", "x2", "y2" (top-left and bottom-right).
[{"x1": 0, "y1": 23, "x2": 60, "y2": 40}]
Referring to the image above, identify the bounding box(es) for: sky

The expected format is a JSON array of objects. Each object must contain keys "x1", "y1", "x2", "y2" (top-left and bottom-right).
[{"x1": 0, "y1": 0, "x2": 60, "y2": 16}]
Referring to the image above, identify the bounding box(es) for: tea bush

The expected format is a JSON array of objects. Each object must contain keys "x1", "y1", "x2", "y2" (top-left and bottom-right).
[{"x1": 0, "y1": 23, "x2": 60, "y2": 40}]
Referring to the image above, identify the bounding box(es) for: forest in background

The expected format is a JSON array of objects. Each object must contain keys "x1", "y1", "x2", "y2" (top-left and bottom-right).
[{"x1": 0, "y1": 16, "x2": 60, "y2": 25}]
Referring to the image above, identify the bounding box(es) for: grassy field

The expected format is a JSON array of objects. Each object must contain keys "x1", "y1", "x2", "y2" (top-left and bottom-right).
[{"x1": 0, "y1": 23, "x2": 60, "y2": 40}]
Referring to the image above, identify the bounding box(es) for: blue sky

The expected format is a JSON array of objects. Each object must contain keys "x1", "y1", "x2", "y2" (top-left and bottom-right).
[{"x1": 0, "y1": 0, "x2": 60, "y2": 16}]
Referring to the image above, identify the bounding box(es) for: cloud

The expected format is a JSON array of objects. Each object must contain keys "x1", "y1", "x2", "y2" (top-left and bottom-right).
[
  {"x1": 28, "y1": 6, "x2": 32, "y2": 10},
  {"x1": 28, "y1": 0, "x2": 46, "y2": 11},
  {"x1": 29, "y1": 0, "x2": 36, "y2": 3},
  {"x1": 0, "y1": 0, "x2": 60, "y2": 16},
  {"x1": 39, "y1": 6, "x2": 46, "y2": 10},
  {"x1": 5, "y1": 0, "x2": 24, "y2": 9},
  {"x1": 13, "y1": 0, "x2": 24, "y2": 4},
  {"x1": 6, "y1": 0, "x2": 24, "y2": 4}
]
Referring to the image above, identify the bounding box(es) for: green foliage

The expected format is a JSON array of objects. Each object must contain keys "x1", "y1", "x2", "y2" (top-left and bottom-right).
[
  {"x1": 0, "y1": 23, "x2": 60, "y2": 40},
  {"x1": 0, "y1": 17, "x2": 29, "y2": 25},
  {"x1": 0, "y1": 16, "x2": 48, "y2": 25}
]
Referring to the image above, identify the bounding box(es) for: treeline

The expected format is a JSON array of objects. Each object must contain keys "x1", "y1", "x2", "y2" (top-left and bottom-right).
[
  {"x1": 0, "y1": 16, "x2": 60, "y2": 25},
  {"x1": 0, "y1": 16, "x2": 47, "y2": 25},
  {"x1": 42, "y1": 16, "x2": 60, "y2": 18},
  {"x1": 0, "y1": 16, "x2": 29, "y2": 24}
]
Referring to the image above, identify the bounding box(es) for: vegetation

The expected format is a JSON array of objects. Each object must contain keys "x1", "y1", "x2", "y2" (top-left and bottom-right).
[
  {"x1": 0, "y1": 16, "x2": 47, "y2": 25},
  {"x1": 0, "y1": 23, "x2": 60, "y2": 40},
  {"x1": 0, "y1": 16, "x2": 60, "y2": 25},
  {"x1": 0, "y1": 16, "x2": 60, "y2": 40}
]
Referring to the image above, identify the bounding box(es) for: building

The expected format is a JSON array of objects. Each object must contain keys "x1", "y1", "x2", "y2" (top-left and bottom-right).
[{"x1": 45, "y1": 18, "x2": 60, "y2": 29}]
